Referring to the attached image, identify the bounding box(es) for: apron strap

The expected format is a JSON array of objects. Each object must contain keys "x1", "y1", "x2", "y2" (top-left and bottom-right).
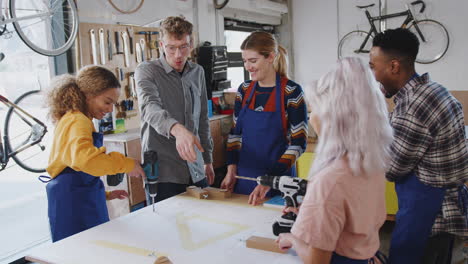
[
  {"x1": 242, "y1": 81, "x2": 257, "y2": 109},
  {"x1": 38, "y1": 175, "x2": 52, "y2": 183},
  {"x1": 457, "y1": 184, "x2": 468, "y2": 225}
]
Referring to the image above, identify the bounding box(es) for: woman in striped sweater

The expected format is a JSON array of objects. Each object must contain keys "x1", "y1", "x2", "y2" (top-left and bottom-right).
[{"x1": 221, "y1": 31, "x2": 308, "y2": 205}]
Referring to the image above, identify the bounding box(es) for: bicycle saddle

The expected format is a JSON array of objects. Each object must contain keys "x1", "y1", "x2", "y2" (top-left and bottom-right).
[{"x1": 356, "y1": 3, "x2": 375, "y2": 9}]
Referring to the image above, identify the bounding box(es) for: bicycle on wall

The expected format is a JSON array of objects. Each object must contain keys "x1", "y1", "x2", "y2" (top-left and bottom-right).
[
  {"x1": 0, "y1": 90, "x2": 52, "y2": 173},
  {"x1": 338, "y1": 0, "x2": 449, "y2": 64},
  {"x1": 0, "y1": 0, "x2": 79, "y2": 59}
]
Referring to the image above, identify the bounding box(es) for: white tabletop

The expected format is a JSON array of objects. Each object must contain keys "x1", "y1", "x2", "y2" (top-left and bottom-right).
[{"x1": 26, "y1": 194, "x2": 301, "y2": 264}]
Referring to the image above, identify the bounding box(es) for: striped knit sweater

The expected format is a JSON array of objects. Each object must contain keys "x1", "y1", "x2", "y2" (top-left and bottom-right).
[{"x1": 226, "y1": 79, "x2": 308, "y2": 176}]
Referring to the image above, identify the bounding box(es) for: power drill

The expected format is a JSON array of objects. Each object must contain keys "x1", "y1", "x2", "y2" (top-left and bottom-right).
[
  {"x1": 257, "y1": 175, "x2": 308, "y2": 236},
  {"x1": 142, "y1": 151, "x2": 158, "y2": 212}
]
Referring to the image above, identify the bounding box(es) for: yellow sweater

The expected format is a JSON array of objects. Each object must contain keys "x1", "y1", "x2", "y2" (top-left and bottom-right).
[{"x1": 47, "y1": 111, "x2": 134, "y2": 178}]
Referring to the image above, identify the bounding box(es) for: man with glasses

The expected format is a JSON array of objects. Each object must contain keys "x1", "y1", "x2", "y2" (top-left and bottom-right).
[{"x1": 135, "y1": 16, "x2": 214, "y2": 202}]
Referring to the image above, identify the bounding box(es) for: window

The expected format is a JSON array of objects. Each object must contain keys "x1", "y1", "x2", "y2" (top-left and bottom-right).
[
  {"x1": 224, "y1": 19, "x2": 275, "y2": 92},
  {"x1": 0, "y1": 24, "x2": 53, "y2": 263}
]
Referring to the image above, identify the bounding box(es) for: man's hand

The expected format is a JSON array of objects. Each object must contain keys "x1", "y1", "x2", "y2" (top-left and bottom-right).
[
  {"x1": 107, "y1": 190, "x2": 129, "y2": 200},
  {"x1": 248, "y1": 185, "x2": 270, "y2": 206},
  {"x1": 128, "y1": 159, "x2": 145, "y2": 178},
  {"x1": 221, "y1": 164, "x2": 237, "y2": 192},
  {"x1": 204, "y1": 163, "x2": 215, "y2": 185},
  {"x1": 170, "y1": 123, "x2": 204, "y2": 163}
]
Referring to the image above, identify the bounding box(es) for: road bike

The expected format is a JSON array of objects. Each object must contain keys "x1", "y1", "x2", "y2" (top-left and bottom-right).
[
  {"x1": 0, "y1": 90, "x2": 52, "y2": 173},
  {"x1": 0, "y1": 0, "x2": 79, "y2": 57},
  {"x1": 338, "y1": 0, "x2": 449, "y2": 64}
]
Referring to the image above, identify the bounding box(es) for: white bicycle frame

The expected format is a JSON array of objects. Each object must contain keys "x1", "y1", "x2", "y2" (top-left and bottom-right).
[{"x1": 0, "y1": 0, "x2": 55, "y2": 26}]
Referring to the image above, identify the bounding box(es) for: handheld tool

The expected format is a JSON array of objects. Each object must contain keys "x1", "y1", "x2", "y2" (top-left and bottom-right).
[
  {"x1": 136, "y1": 31, "x2": 158, "y2": 59},
  {"x1": 126, "y1": 27, "x2": 134, "y2": 54},
  {"x1": 121, "y1": 31, "x2": 130, "y2": 67},
  {"x1": 114, "y1": 31, "x2": 122, "y2": 54},
  {"x1": 107, "y1": 29, "x2": 113, "y2": 61},
  {"x1": 89, "y1": 29, "x2": 98, "y2": 65},
  {"x1": 235, "y1": 175, "x2": 307, "y2": 235},
  {"x1": 142, "y1": 151, "x2": 159, "y2": 212},
  {"x1": 98, "y1": 28, "x2": 106, "y2": 65}
]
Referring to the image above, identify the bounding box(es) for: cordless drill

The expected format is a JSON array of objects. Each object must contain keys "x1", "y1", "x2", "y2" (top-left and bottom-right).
[
  {"x1": 257, "y1": 175, "x2": 308, "y2": 236},
  {"x1": 142, "y1": 151, "x2": 158, "y2": 212}
]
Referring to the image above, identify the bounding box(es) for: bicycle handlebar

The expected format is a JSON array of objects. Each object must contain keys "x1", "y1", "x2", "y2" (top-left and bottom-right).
[{"x1": 411, "y1": 0, "x2": 426, "y2": 13}]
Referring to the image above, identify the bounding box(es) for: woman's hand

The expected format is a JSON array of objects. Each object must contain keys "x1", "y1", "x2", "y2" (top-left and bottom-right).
[
  {"x1": 248, "y1": 185, "x2": 270, "y2": 206},
  {"x1": 282, "y1": 206, "x2": 300, "y2": 215},
  {"x1": 128, "y1": 159, "x2": 145, "y2": 178},
  {"x1": 107, "y1": 190, "x2": 129, "y2": 200},
  {"x1": 276, "y1": 233, "x2": 294, "y2": 251},
  {"x1": 221, "y1": 164, "x2": 237, "y2": 192}
]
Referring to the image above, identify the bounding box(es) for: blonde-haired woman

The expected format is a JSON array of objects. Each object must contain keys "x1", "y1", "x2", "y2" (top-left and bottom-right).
[
  {"x1": 44, "y1": 65, "x2": 145, "y2": 242},
  {"x1": 221, "y1": 31, "x2": 308, "y2": 205},
  {"x1": 277, "y1": 57, "x2": 393, "y2": 263}
]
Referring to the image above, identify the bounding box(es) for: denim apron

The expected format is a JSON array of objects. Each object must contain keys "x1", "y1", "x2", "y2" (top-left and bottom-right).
[
  {"x1": 234, "y1": 74, "x2": 295, "y2": 195},
  {"x1": 388, "y1": 172, "x2": 445, "y2": 264},
  {"x1": 331, "y1": 251, "x2": 388, "y2": 264},
  {"x1": 44, "y1": 132, "x2": 109, "y2": 242}
]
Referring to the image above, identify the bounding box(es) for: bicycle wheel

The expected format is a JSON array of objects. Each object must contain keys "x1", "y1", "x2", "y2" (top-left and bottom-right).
[
  {"x1": 4, "y1": 90, "x2": 53, "y2": 173},
  {"x1": 409, "y1": 19, "x2": 449, "y2": 64},
  {"x1": 338, "y1": 30, "x2": 373, "y2": 61},
  {"x1": 108, "y1": 0, "x2": 145, "y2": 14},
  {"x1": 9, "y1": 0, "x2": 79, "y2": 56}
]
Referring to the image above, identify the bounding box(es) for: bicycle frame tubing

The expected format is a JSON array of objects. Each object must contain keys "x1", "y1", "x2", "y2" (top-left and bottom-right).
[
  {"x1": 0, "y1": 0, "x2": 52, "y2": 26},
  {"x1": 358, "y1": 7, "x2": 425, "y2": 52},
  {"x1": 0, "y1": 94, "x2": 47, "y2": 158}
]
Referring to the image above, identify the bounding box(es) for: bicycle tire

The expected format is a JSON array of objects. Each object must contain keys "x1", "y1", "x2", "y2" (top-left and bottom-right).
[
  {"x1": 338, "y1": 30, "x2": 373, "y2": 60},
  {"x1": 408, "y1": 19, "x2": 449, "y2": 64},
  {"x1": 9, "y1": 0, "x2": 79, "y2": 56},
  {"x1": 4, "y1": 90, "x2": 51, "y2": 173},
  {"x1": 108, "y1": 0, "x2": 145, "y2": 14}
]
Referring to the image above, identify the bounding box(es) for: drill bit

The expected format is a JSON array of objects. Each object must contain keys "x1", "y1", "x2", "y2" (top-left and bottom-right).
[{"x1": 235, "y1": 176, "x2": 258, "y2": 181}]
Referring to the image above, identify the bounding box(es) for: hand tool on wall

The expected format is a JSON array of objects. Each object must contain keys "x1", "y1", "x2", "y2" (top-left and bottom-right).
[
  {"x1": 235, "y1": 175, "x2": 307, "y2": 235},
  {"x1": 114, "y1": 31, "x2": 122, "y2": 54},
  {"x1": 98, "y1": 28, "x2": 106, "y2": 65},
  {"x1": 121, "y1": 31, "x2": 130, "y2": 67},
  {"x1": 107, "y1": 29, "x2": 113, "y2": 61},
  {"x1": 139, "y1": 38, "x2": 146, "y2": 61},
  {"x1": 136, "y1": 31, "x2": 158, "y2": 59},
  {"x1": 136, "y1": 42, "x2": 142, "y2": 63},
  {"x1": 126, "y1": 27, "x2": 134, "y2": 54},
  {"x1": 142, "y1": 151, "x2": 159, "y2": 212},
  {"x1": 89, "y1": 29, "x2": 98, "y2": 65}
]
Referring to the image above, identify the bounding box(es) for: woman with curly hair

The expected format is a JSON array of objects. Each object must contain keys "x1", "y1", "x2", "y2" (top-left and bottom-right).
[{"x1": 45, "y1": 65, "x2": 145, "y2": 242}]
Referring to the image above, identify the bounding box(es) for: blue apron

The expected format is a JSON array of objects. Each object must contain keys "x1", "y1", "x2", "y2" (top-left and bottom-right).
[
  {"x1": 45, "y1": 132, "x2": 109, "y2": 242},
  {"x1": 234, "y1": 74, "x2": 295, "y2": 195},
  {"x1": 388, "y1": 172, "x2": 445, "y2": 264},
  {"x1": 331, "y1": 251, "x2": 388, "y2": 264}
]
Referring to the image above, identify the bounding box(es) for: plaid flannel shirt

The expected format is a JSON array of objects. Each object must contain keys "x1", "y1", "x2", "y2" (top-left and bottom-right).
[{"x1": 388, "y1": 73, "x2": 468, "y2": 237}]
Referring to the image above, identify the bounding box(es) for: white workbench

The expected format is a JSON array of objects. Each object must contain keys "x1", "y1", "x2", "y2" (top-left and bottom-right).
[{"x1": 26, "y1": 193, "x2": 301, "y2": 264}]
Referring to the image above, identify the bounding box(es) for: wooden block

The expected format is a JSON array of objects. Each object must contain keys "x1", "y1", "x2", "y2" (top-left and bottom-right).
[
  {"x1": 186, "y1": 186, "x2": 209, "y2": 199},
  {"x1": 246, "y1": 236, "x2": 286, "y2": 254},
  {"x1": 204, "y1": 187, "x2": 232, "y2": 199}
]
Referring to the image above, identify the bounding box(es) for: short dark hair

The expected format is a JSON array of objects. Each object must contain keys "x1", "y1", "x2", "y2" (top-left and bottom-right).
[{"x1": 372, "y1": 28, "x2": 419, "y2": 63}]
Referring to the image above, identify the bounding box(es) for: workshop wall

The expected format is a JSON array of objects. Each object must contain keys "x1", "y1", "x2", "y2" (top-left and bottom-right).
[
  {"x1": 76, "y1": 0, "x2": 287, "y2": 47},
  {"x1": 291, "y1": 0, "x2": 468, "y2": 92}
]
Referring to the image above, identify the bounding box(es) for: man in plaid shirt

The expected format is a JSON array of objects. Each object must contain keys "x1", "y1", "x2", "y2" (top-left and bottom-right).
[{"x1": 369, "y1": 28, "x2": 467, "y2": 264}]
